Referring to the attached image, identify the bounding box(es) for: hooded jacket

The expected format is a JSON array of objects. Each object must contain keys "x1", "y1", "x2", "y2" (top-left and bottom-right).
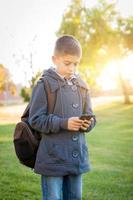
[{"x1": 28, "y1": 68, "x2": 96, "y2": 176}]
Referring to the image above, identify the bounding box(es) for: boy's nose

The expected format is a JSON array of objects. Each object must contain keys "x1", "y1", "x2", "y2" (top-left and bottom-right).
[
  {"x1": 68, "y1": 66, "x2": 75, "y2": 74},
  {"x1": 69, "y1": 63, "x2": 75, "y2": 70}
]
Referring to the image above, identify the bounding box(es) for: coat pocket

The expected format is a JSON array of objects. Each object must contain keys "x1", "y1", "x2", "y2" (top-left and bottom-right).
[{"x1": 47, "y1": 143, "x2": 68, "y2": 164}]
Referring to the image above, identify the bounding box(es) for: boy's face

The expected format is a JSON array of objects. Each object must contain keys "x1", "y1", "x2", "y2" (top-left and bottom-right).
[{"x1": 52, "y1": 54, "x2": 81, "y2": 78}]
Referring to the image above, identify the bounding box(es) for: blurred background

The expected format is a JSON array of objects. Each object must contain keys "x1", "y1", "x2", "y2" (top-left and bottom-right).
[
  {"x1": 0, "y1": 0, "x2": 133, "y2": 200},
  {"x1": 0, "y1": 0, "x2": 133, "y2": 106}
]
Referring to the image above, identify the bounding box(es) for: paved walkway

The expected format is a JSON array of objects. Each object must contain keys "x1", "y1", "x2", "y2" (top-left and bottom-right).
[
  {"x1": 0, "y1": 103, "x2": 28, "y2": 124},
  {"x1": 0, "y1": 96, "x2": 125, "y2": 124}
]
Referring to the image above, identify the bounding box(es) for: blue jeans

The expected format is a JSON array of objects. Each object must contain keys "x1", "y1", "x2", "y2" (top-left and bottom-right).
[{"x1": 41, "y1": 174, "x2": 82, "y2": 200}]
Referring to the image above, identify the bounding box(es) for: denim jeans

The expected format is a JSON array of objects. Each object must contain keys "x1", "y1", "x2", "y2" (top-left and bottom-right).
[{"x1": 41, "y1": 174, "x2": 82, "y2": 200}]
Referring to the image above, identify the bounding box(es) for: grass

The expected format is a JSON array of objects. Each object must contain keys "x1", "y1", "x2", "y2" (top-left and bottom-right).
[
  {"x1": 0, "y1": 102, "x2": 133, "y2": 200},
  {"x1": 0, "y1": 124, "x2": 41, "y2": 200}
]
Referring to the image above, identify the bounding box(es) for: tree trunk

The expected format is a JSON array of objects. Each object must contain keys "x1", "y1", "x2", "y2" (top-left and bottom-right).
[{"x1": 117, "y1": 65, "x2": 131, "y2": 104}]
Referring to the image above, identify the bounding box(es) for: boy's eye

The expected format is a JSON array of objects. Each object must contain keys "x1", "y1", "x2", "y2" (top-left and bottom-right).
[
  {"x1": 64, "y1": 62, "x2": 79, "y2": 66},
  {"x1": 64, "y1": 62, "x2": 71, "y2": 66},
  {"x1": 74, "y1": 63, "x2": 78, "y2": 66}
]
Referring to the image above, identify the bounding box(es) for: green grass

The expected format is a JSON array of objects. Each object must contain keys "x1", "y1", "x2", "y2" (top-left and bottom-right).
[
  {"x1": 0, "y1": 102, "x2": 133, "y2": 200},
  {"x1": 0, "y1": 124, "x2": 41, "y2": 200}
]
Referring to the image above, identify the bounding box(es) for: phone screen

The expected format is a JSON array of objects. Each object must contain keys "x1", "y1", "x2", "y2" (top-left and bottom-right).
[{"x1": 80, "y1": 115, "x2": 94, "y2": 120}]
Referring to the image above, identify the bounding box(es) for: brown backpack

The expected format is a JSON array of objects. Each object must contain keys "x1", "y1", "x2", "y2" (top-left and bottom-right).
[{"x1": 13, "y1": 77, "x2": 56, "y2": 169}]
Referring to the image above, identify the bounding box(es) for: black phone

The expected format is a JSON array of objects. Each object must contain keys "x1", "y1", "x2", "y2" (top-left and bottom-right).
[{"x1": 79, "y1": 114, "x2": 94, "y2": 120}]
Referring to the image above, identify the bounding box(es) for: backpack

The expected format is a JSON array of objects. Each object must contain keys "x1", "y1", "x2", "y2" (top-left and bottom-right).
[{"x1": 13, "y1": 77, "x2": 56, "y2": 169}]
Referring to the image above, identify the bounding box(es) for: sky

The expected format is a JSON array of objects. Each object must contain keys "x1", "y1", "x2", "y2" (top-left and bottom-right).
[{"x1": 0, "y1": 0, "x2": 133, "y2": 86}]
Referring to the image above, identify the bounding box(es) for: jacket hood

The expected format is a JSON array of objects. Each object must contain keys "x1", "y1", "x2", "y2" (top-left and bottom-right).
[
  {"x1": 43, "y1": 68, "x2": 64, "y2": 82},
  {"x1": 40, "y1": 67, "x2": 89, "y2": 92}
]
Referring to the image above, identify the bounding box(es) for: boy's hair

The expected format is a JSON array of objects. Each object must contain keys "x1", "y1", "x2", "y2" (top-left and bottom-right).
[{"x1": 54, "y1": 35, "x2": 82, "y2": 57}]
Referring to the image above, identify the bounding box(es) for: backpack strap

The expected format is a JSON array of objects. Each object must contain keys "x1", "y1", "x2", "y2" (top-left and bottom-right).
[
  {"x1": 43, "y1": 78, "x2": 56, "y2": 114},
  {"x1": 21, "y1": 78, "x2": 56, "y2": 121},
  {"x1": 21, "y1": 103, "x2": 30, "y2": 121},
  {"x1": 79, "y1": 87, "x2": 86, "y2": 113}
]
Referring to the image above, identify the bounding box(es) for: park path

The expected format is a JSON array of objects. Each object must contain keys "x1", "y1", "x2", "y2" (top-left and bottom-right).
[
  {"x1": 0, "y1": 96, "x2": 124, "y2": 124},
  {"x1": 0, "y1": 103, "x2": 28, "y2": 124}
]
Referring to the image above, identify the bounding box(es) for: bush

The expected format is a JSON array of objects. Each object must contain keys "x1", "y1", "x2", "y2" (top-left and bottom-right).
[{"x1": 20, "y1": 87, "x2": 31, "y2": 102}]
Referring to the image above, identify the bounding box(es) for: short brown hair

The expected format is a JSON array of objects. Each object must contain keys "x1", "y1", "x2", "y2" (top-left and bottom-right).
[{"x1": 54, "y1": 35, "x2": 82, "y2": 57}]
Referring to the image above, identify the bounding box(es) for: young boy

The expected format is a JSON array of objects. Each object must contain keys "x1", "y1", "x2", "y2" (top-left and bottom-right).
[{"x1": 28, "y1": 35, "x2": 96, "y2": 200}]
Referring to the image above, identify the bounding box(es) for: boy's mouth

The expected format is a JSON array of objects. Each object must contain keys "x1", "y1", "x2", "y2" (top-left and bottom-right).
[
  {"x1": 67, "y1": 72, "x2": 73, "y2": 77},
  {"x1": 68, "y1": 70, "x2": 74, "y2": 74}
]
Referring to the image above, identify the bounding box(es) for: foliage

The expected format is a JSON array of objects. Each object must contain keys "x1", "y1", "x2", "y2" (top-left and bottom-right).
[
  {"x1": 57, "y1": 0, "x2": 119, "y2": 77},
  {"x1": 0, "y1": 64, "x2": 10, "y2": 92},
  {"x1": 29, "y1": 71, "x2": 42, "y2": 89},
  {"x1": 57, "y1": 0, "x2": 133, "y2": 65},
  {"x1": 0, "y1": 64, "x2": 16, "y2": 94},
  {"x1": 20, "y1": 71, "x2": 42, "y2": 102},
  {"x1": 0, "y1": 102, "x2": 133, "y2": 199},
  {"x1": 117, "y1": 16, "x2": 133, "y2": 51},
  {"x1": 57, "y1": 0, "x2": 133, "y2": 102},
  {"x1": 21, "y1": 87, "x2": 31, "y2": 102}
]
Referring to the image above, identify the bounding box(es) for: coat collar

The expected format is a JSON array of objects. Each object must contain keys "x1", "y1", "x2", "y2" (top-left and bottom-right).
[{"x1": 41, "y1": 68, "x2": 89, "y2": 92}]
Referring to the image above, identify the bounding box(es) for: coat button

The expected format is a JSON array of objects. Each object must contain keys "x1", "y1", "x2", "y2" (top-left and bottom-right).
[
  {"x1": 72, "y1": 150, "x2": 79, "y2": 158},
  {"x1": 72, "y1": 103, "x2": 79, "y2": 108},
  {"x1": 71, "y1": 85, "x2": 77, "y2": 91},
  {"x1": 72, "y1": 135, "x2": 79, "y2": 141}
]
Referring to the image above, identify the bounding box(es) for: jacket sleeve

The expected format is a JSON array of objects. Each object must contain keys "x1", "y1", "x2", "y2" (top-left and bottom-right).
[
  {"x1": 83, "y1": 90, "x2": 96, "y2": 133},
  {"x1": 28, "y1": 82, "x2": 68, "y2": 134}
]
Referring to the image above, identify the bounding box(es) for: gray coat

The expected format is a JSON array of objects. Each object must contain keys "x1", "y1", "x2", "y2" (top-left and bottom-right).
[{"x1": 28, "y1": 68, "x2": 96, "y2": 176}]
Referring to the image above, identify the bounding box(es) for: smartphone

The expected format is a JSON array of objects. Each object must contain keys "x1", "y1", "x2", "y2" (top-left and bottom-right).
[{"x1": 79, "y1": 114, "x2": 94, "y2": 120}]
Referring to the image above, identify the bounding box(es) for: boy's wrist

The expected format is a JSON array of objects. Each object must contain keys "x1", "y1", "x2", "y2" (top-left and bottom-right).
[{"x1": 60, "y1": 118, "x2": 68, "y2": 130}]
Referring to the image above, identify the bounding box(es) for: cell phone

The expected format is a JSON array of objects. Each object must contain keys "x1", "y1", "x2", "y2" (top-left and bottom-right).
[{"x1": 79, "y1": 114, "x2": 94, "y2": 120}]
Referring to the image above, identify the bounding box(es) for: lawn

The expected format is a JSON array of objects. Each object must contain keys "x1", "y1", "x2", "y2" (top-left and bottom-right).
[{"x1": 0, "y1": 102, "x2": 133, "y2": 200}]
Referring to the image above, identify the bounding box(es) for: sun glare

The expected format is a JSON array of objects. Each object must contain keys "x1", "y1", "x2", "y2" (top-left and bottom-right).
[
  {"x1": 97, "y1": 61, "x2": 118, "y2": 91},
  {"x1": 96, "y1": 54, "x2": 133, "y2": 91},
  {"x1": 12, "y1": 50, "x2": 133, "y2": 90}
]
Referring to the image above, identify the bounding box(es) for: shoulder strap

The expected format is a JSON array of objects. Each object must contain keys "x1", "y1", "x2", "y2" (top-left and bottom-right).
[
  {"x1": 43, "y1": 78, "x2": 56, "y2": 114},
  {"x1": 21, "y1": 78, "x2": 56, "y2": 121},
  {"x1": 79, "y1": 87, "x2": 87, "y2": 113},
  {"x1": 21, "y1": 103, "x2": 30, "y2": 121}
]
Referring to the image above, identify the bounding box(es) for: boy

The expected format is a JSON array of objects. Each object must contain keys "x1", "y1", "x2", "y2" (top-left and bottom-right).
[{"x1": 28, "y1": 35, "x2": 96, "y2": 200}]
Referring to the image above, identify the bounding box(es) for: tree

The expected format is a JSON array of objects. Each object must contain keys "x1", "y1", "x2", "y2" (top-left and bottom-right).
[
  {"x1": 13, "y1": 36, "x2": 39, "y2": 101},
  {"x1": 0, "y1": 64, "x2": 10, "y2": 92},
  {"x1": 57, "y1": 0, "x2": 133, "y2": 103},
  {"x1": 14, "y1": 51, "x2": 42, "y2": 102},
  {"x1": 21, "y1": 87, "x2": 31, "y2": 102},
  {"x1": 20, "y1": 70, "x2": 42, "y2": 102},
  {"x1": 0, "y1": 64, "x2": 16, "y2": 94}
]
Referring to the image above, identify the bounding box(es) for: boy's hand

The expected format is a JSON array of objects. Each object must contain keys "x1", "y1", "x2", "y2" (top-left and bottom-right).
[
  {"x1": 68, "y1": 117, "x2": 83, "y2": 131},
  {"x1": 80, "y1": 118, "x2": 94, "y2": 131}
]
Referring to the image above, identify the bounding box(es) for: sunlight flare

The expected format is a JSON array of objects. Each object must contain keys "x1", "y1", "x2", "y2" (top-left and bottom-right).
[{"x1": 96, "y1": 54, "x2": 133, "y2": 91}]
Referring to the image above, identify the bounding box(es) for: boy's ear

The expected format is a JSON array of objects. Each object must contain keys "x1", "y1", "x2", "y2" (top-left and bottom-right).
[
  {"x1": 52, "y1": 55, "x2": 56, "y2": 64},
  {"x1": 52, "y1": 55, "x2": 60, "y2": 65}
]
